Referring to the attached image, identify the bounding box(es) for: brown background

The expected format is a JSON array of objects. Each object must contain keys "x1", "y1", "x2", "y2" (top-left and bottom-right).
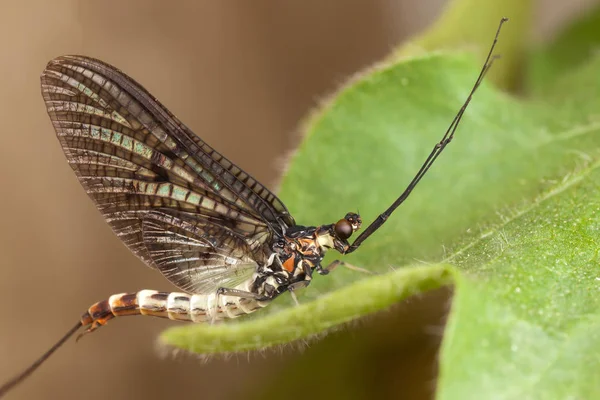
[{"x1": 0, "y1": 1, "x2": 597, "y2": 399}]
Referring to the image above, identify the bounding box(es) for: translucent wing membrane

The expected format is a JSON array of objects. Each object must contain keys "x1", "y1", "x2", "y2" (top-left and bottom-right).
[
  {"x1": 142, "y1": 210, "x2": 259, "y2": 293},
  {"x1": 41, "y1": 55, "x2": 294, "y2": 269}
]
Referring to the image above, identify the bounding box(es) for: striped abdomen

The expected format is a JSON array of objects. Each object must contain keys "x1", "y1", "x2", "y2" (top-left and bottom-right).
[{"x1": 80, "y1": 290, "x2": 269, "y2": 334}]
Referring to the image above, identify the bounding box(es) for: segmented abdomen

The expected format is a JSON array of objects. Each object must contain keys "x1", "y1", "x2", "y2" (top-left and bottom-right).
[{"x1": 80, "y1": 290, "x2": 269, "y2": 333}]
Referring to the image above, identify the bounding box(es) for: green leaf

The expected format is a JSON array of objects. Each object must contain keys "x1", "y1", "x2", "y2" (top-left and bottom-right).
[
  {"x1": 160, "y1": 14, "x2": 600, "y2": 399},
  {"x1": 160, "y1": 264, "x2": 452, "y2": 353},
  {"x1": 161, "y1": 55, "x2": 495, "y2": 353},
  {"x1": 439, "y1": 161, "x2": 600, "y2": 398}
]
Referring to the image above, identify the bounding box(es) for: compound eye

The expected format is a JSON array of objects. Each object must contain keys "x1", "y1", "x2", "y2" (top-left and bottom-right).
[{"x1": 334, "y1": 219, "x2": 353, "y2": 240}]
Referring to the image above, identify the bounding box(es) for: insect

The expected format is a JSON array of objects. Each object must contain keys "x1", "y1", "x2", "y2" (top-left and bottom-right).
[{"x1": 0, "y1": 18, "x2": 507, "y2": 398}]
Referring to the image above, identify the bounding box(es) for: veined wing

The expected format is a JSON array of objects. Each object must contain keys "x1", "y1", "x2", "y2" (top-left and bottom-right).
[
  {"x1": 142, "y1": 210, "x2": 261, "y2": 294},
  {"x1": 41, "y1": 55, "x2": 294, "y2": 267}
]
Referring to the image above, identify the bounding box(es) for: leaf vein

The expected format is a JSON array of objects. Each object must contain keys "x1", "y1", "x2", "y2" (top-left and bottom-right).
[{"x1": 443, "y1": 157, "x2": 600, "y2": 264}]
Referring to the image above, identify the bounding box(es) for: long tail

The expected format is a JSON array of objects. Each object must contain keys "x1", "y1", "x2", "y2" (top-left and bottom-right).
[
  {"x1": 0, "y1": 321, "x2": 82, "y2": 398},
  {"x1": 0, "y1": 289, "x2": 267, "y2": 397}
]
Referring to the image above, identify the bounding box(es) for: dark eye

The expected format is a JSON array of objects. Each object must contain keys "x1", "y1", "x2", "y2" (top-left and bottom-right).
[{"x1": 334, "y1": 219, "x2": 353, "y2": 240}]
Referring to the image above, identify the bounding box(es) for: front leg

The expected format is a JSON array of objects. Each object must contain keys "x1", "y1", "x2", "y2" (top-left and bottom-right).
[
  {"x1": 316, "y1": 263, "x2": 330, "y2": 275},
  {"x1": 318, "y1": 260, "x2": 372, "y2": 275}
]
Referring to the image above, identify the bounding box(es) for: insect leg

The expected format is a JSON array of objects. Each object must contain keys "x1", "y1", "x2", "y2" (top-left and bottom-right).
[
  {"x1": 318, "y1": 260, "x2": 372, "y2": 275},
  {"x1": 215, "y1": 287, "x2": 269, "y2": 300},
  {"x1": 289, "y1": 290, "x2": 300, "y2": 306},
  {"x1": 345, "y1": 17, "x2": 508, "y2": 255}
]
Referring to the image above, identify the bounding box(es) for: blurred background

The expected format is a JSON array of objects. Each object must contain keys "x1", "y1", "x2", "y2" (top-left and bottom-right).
[{"x1": 0, "y1": 1, "x2": 598, "y2": 399}]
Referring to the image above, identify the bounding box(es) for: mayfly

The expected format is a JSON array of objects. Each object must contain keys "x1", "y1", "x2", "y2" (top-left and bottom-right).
[{"x1": 0, "y1": 18, "x2": 507, "y2": 397}]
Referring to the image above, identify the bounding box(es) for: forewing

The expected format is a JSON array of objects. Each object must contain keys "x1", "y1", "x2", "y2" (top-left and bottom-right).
[
  {"x1": 142, "y1": 210, "x2": 261, "y2": 294},
  {"x1": 41, "y1": 55, "x2": 291, "y2": 267}
]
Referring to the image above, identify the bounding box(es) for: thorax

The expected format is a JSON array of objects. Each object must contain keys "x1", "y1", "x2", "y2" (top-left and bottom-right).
[
  {"x1": 249, "y1": 225, "x2": 336, "y2": 299},
  {"x1": 281, "y1": 225, "x2": 334, "y2": 273}
]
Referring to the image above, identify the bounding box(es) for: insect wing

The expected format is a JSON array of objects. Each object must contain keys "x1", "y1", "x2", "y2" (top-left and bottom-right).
[
  {"x1": 41, "y1": 55, "x2": 293, "y2": 267},
  {"x1": 142, "y1": 210, "x2": 259, "y2": 294}
]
